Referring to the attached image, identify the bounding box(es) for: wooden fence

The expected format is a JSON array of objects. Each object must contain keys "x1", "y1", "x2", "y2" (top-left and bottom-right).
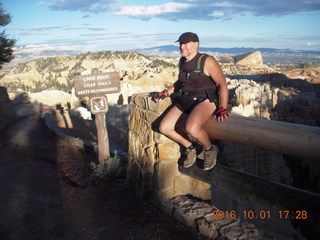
[{"x1": 179, "y1": 115, "x2": 320, "y2": 238}]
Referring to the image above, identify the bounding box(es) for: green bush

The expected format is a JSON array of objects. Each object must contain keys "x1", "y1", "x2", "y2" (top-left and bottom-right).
[{"x1": 89, "y1": 151, "x2": 123, "y2": 182}]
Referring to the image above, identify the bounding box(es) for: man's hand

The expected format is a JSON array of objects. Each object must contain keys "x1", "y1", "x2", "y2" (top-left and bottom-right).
[
  {"x1": 153, "y1": 90, "x2": 168, "y2": 103},
  {"x1": 214, "y1": 107, "x2": 230, "y2": 122}
]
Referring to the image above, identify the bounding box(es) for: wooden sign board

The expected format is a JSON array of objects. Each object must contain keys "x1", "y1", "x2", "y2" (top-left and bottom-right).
[{"x1": 74, "y1": 69, "x2": 121, "y2": 97}]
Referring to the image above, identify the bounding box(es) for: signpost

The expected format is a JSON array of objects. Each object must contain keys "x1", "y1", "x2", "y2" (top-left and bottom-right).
[{"x1": 74, "y1": 68, "x2": 121, "y2": 165}]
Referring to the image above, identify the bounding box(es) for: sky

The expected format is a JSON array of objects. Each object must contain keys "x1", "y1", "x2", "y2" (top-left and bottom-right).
[{"x1": 2, "y1": 0, "x2": 320, "y2": 54}]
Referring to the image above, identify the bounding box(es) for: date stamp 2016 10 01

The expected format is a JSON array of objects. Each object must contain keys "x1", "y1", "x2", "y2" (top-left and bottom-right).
[{"x1": 212, "y1": 210, "x2": 308, "y2": 220}]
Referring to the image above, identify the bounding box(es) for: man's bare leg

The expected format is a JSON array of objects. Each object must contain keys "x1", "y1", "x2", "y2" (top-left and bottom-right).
[
  {"x1": 185, "y1": 99, "x2": 218, "y2": 170},
  {"x1": 159, "y1": 105, "x2": 201, "y2": 168},
  {"x1": 159, "y1": 105, "x2": 191, "y2": 148},
  {"x1": 185, "y1": 99, "x2": 217, "y2": 150}
]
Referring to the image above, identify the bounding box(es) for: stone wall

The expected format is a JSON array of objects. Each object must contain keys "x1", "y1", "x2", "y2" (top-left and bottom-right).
[
  {"x1": 127, "y1": 93, "x2": 211, "y2": 204},
  {"x1": 0, "y1": 87, "x2": 16, "y2": 131},
  {"x1": 126, "y1": 93, "x2": 306, "y2": 239}
]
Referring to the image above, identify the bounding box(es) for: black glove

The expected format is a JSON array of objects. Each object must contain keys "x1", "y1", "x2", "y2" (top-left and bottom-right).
[
  {"x1": 153, "y1": 90, "x2": 168, "y2": 102},
  {"x1": 215, "y1": 107, "x2": 229, "y2": 117}
]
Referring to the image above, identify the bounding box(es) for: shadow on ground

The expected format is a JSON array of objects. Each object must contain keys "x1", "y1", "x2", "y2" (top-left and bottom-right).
[{"x1": 0, "y1": 103, "x2": 205, "y2": 240}]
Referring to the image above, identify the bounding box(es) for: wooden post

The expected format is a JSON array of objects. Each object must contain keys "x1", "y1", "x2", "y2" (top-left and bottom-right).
[{"x1": 95, "y1": 112, "x2": 110, "y2": 165}]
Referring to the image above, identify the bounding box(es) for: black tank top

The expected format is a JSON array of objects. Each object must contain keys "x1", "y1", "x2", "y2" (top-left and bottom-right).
[{"x1": 178, "y1": 52, "x2": 217, "y2": 92}]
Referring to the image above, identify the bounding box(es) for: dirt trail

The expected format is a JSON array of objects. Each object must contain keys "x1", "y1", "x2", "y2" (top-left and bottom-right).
[{"x1": 0, "y1": 104, "x2": 205, "y2": 240}]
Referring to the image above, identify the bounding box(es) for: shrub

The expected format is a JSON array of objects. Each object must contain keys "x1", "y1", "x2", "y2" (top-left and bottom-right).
[{"x1": 89, "y1": 151, "x2": 123, "y2": 182}]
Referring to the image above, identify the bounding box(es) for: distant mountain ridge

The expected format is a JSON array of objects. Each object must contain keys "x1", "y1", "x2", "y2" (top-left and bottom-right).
[
  {"x1": 136, "y1": 45, "x2": 320, "y2": 63},
  {"x1": 4, "y1": 44, "x2": 320, "y2": 70},
  {"x1": 137, "y1": 45, "x2": 320, "y2": 55}
]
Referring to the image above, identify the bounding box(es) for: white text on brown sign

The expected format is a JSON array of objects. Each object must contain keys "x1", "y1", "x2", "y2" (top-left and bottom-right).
[{"x1": 74, "y1": 69, "x2": 121, "y2": 97}]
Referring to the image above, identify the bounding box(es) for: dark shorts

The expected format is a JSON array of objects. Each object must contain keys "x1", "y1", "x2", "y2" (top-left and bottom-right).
[{"x1": 173, "y1": 89, "x2": 218, "y2": 114}]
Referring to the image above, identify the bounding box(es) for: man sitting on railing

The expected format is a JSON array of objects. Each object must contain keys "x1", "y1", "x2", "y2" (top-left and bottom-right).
[{"x1": 153, "y1": 32, "x2": 229, "y2": 170}]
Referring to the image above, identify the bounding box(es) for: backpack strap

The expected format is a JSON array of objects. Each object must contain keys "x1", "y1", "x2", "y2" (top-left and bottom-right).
[
  {"x1": 178, "y1": 57, "x2": 184, "y2": 73},
  {"x1": 194, "y1": 53, "x2": 207, "y2": 74},
  {"x1": 178, "y1": 53, "x2": 208, "y2": 75}
]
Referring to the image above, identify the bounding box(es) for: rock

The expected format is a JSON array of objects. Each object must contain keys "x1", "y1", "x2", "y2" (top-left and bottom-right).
[
  {"x1": 0, "y1": 51, "x2": 176, "y2": 99},
  {"x1": 74, "y1": 106, "x2": 92, "y2": 120},
  {"x1": 228, "y1": 78, "x2": 320, "y2": 125},
  {"x1": 235, "y1": 51, "x2": 264, "y2": 68},
  {"x1": 223, "y1": 142, "x2": 294, "y2": 184},
  {"x1": 160, "y1": 195, "x2": 270, "y2": 239},
  {"x1": 229, "y1": 79, "x2": 278, "y2": 119}
]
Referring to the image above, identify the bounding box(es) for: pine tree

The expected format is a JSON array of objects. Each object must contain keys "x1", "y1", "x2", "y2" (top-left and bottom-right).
[{"x1": 0, "y1": 2, "x2": 15, "y2": 69}]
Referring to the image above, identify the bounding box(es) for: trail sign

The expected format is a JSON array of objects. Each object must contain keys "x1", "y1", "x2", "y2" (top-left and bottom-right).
[
  {"x1": 90, "y1": 96, "x2": 108, "y2": 114},
  {"x1": 72, "y1": 68, "x2": 122, "y2": 165},
  {"x1": 73, "y1": 68, "x2": 121, "y2": 97}
]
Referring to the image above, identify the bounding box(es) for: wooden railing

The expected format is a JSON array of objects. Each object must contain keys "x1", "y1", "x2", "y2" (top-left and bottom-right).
[
  {"x1": 204, "y1": 115, "x2": 319, "y2": 161},
  {"x1": 179, "y1": 115, "x2": 320, "y2": 237}
]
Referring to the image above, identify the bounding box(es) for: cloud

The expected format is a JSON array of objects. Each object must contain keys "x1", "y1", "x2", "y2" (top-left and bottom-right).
[
  {"x1": 13, "y1": 44, "x2": 56, "y2": 53},
  {"x1": 13, "y1": 27, "x2": 179, "y2": 52},
  {"x1": 38, "y1": 0, "x2": 115, "y2": 13},
  {"x1": 38, "y1": 0, "x2": 320, "y2": 20},
  {"x1": 112, "y1": 0, "x2": 320, "y2": 20},
  {"x1": 14, "y1": 25, "x2": 107, "y2": 34},
  {"x1": 305, "y1": 41, "x2": 320, "y2": 46},
  {"x1": 113, "y1": 2, "x2": 193, "y2": 20}
]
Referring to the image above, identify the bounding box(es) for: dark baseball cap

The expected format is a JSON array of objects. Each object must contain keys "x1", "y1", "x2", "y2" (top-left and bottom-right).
[{"x1": 176, "y1": 32, "x2": 199, "y2": 44}]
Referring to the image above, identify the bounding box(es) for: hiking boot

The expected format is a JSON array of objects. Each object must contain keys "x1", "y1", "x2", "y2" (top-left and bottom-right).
[
  {"x1": 203, "y1": 144, "x2": 218, "y2": 170},
  {"x1": 183, "y1": 146, "x2": 197, "y2": 168}
]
